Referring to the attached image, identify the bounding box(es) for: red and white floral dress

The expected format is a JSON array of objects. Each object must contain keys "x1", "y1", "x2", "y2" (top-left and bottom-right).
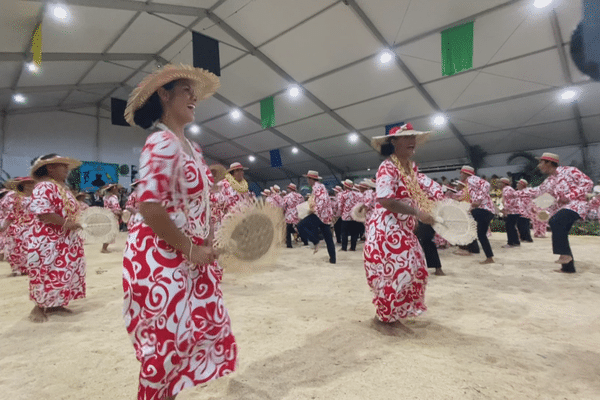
[
  {"x1": 104, "y1": 194, "x2": 121, "y2": 242},
  {"x1": 124, "y1": 191, "x2": 139, "y2": 231},
  {"x1": 122, "y1": 129, "x2": 236, "y2": 400},
  {"x1": 4, "y1": 191, "x2": 35, "y2": 275},
  {"x1": 311, "y1": 181, "x2": 333, "y2": 224},
  {"x1": 283, "y1": 191, "x2": 304, "y2": 224},
  {"x1": 364, "y1": 159, "x2": 428, "y2": 322},
  {"x1": 27, "y1": 181, "x2": 86, "y2": 307},
  {"x1": 0, "y1": 194, "x2": 7, "y2": 257}
]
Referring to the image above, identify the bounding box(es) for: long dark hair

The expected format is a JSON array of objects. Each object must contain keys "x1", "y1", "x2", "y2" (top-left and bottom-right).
[
  {"x1": 31, "y1": 153, "x2": 59, "y2": 178},
  {"x1": 380, "y1": 138, "x2": 394, "y2": 156},
  {"x1": 133, "y1": 80, "x2": 179, "y2": 129}
]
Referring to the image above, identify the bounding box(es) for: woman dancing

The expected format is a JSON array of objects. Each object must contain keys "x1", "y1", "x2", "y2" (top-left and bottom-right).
[
  {"x1": 122, "y1": 64, "x2": 236, "y2": 399},
  {"x1": 3, "y1": 177, "x2": 36, "y2": 276}
]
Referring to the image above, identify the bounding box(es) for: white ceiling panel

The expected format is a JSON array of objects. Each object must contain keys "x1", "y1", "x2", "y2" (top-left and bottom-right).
[
  {"x1": 335, "y1": 88, "x2": 433, "y2": 129},
  {"x1": 151, "y1": 0, "x2": 216, "y2": 7},
  {"x1": 555, "y1": 0, "x2": 583, "y2": 43},
  {"x1": 235, "y1": 131, "x2": 292, "y2": 153},
  {"x1": 223, "y1": 154, "x2": 271, "y2": 170},
  {"x1": 304, "y1": 58, "x2": 413, "y2": 110},
  {"x1": 0, "y1": 1, "x2": 41, "y2": 52},
  {"x1": 216, "y1": 0, "x2": 336, "y2": 46},
  {"x1": 188, "y1": 130, "x2": 222, "y2": 147},
  {"x1": 283, "y1": 160, "x2": 333, "y2": 178},
  {"x1": 413, "y1": 138, "x2": 466, "y2": 164},
  {"x1": 62, "y1": 91, "x2": 102, "y2": 104},
  {"x1": 153, "y1": 14, "x2": 199, "y2": 27},
  {"x1": 110, "y1": 13, "x2": 187, "y2": 54},
  {"x1": 276, "y1": 113, "x2": 347, "y2": 143},
  {"x1": 81, "y1": 62, "x2": 138, "y2": 85},
  {"x1": 161, "y1": 35, "x2": 194, "y2": 65},
  {"x1": 243, "y1": 95, "x2": 323, "y2": 127},
  {"x1": 400, "y1": 55, "x2": 443, "y2": 84},
  {"x1": 11, "y1": 91, "x2": 70, "y2": 109},
  {"x1": 43, "y1": 6, "x2": 137, "y2": 53},
  {"x1": 578, "y1": 84, "x2": 600, "y2": 117},
  {"x1": 449, "y1": 117, "x2": 501, "y2": 136},
  {"x1": 515, "y1": 119, "x2": 581, "y2": 147},
  {"x1": 248, "y1": 167, "x2": 288, "y2": 181},
  {"x1": 423, "y1": 71, "x2": 480, "y2": 110},
  {"x1": 203, "y1": 141, "x2": 248, "y2": 159},
  {"x1": 202, "y1": 113, "x2": 262, "y2": 139},
  {"x1": 195, "y1": 96, "x2": 232, "y2": 122},
  {"x1": 18, "y1": 61, "x2": 95, "y2": 87},
  {"x1": 258, "y1": 147, "x2": 314, "y2": 165},
  {"x1": 260, "y1": 3, "x2": 382, "y2": 82},
  {"x1": 0, "y1": 62, "x2": 20, "y2": 87},
  {"x1": 449, "y1": 73, "x2": 551, "y2": 109},
  {"x1": 328, "y1": 151, "x2": 380, "y2": 172},
  {"x1": 484, "y1": 50, "x2": 568, "y2": 87},
  {"x1": 303, "y1": 136, "x2": 372, "y2": 159},
  {"x1": 582, "y1": 115, "x2": 600, "y2": 143},
  {"x1": 191, "y1": 18, "x2": 249, "y2": 50},
  {"x1": 218, "y1": 54, "x2": 289, "y2": 106}
]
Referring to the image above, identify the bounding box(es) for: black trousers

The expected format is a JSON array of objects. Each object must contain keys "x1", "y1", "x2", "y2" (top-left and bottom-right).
[
  {"x1": 286, "y1": 223, "x2": 306, "y2": 248},
  {"x1": 334, "y1": 218, "x2": 342, "y2": 243},
  {"x1": 549, "y1": 209, "x2": 580, "y2": 273},
  {"x1": 416, "y1": 223, "x2": 442, "y2": 269},
  {"x1": 297, "y1": 214, "x2": 336, "y2": 263},
  {"x1": 517, "y1": 217, "x2": 533, "y2": 242},
  {"x1": 341, "y1": 220, "x2": 362, "y2": 251},
  {"x1": 465, "y1": 208, "x2": 495, "y2": 258},
  {"x1": 505, "y1": 214, "x2": 521, "y2": 245}
]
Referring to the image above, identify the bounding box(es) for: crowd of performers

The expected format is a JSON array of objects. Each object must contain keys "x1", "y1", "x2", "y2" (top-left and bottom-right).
[{"x1": 0, "y1": 63, "x2": 598, "y2": 400}]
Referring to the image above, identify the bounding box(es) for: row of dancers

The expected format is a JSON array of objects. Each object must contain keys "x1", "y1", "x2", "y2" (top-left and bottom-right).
[{"x1": 0, "y1": 63, "x2": 598, "y2": 400}]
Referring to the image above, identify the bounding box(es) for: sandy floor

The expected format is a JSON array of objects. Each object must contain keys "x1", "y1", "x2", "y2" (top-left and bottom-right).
[{"x1": 1, "y1": 232, "x2": 600, "y2": 400}]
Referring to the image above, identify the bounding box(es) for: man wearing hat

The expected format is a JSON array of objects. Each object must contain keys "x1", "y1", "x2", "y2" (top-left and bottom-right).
[
  {"x1": 525, "y1": 153, "x2": 593, "y2": 273},
  {"x1": 332, "y1": 186, "x2": 343, "y2": 244},
  {"x1": 270, "y1": 185, "x2": 284, "y2": 209},
  {"x1": 513, "y1": 179, "x2": 534, "y2": 243},
  {"x1": 339, "y1": 179, "x2": 361, "y2": 251},
  {"x1": 225, "y1": 162, "x2": 253, "y2": 199},
  {"x1": 283, "y1": 183, "x2": 305, "y2": 248},
  {"x1": 296, "y1": 170, "x2": 336, "y2": 263},
  {"x1": 100, "y1": 183, "x2": 123, "y2": 253},
  {"x1": 499, "y1": 177, "x2": 521, "y2": 248},
  {"x1": 517, "y1": 179, "x2": 547, "y2": 238},
  {"x1": 455, "y1": 165, "x2": 496, "y2": 264}
]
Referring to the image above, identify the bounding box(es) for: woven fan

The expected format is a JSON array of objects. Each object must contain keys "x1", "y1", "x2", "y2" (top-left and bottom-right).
[
  {"x1": 209, "y1": 164, "x2": 227, "y2": 183},
  {"x1": 121, "y1": 210, "x2": 132, "y2": 223},
  {"x1": 593, "y1": 185, "x2": 600, "y2": 194},
  {"x1": 351, "y1": 203, "x2": 366, "y2": 223},
  {"x1": 296, "y1": 201, "x2": 311, "y2": 220},
  {"x1": 538, "y1": 210, "x2": 551, "y2": 221},
  {"x1": 431, "y1": 199, "x2": 477, "y2": 245},
  {"x1": 78, "y1": 206, "x2": 119, "y2": 244},
  {"x1": 215, "y1": 199, "x2": 285, "y2": 273},
  {"x1": 533, "y1": 193, "x2": 555, "y2": 209}
]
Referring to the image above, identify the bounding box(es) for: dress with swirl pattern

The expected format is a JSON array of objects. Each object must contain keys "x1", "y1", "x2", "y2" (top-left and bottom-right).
[
  {"x1": 122, "y1": 129, "x2": 237, "y2": 400},
  {"x1": 27, "y1": 181, "x2": 86, "y2": 307},
  {"x1": 363, "y1": 159, "x2": 428, "y2": 322},
  {"x1": 5, "y1": 191, "x2": 35, "y2": 275}
]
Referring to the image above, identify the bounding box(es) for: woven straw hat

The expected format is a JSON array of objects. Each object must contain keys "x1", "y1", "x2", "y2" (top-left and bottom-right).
[
  {"x1": 536, "y1": 152, "x2": 559, "y2": 164},
  {"x1": 499, "y1": 177, "x2": 511, "y2": 185},
  {"x1": 370, "y1": 123, "x2": 431, "y2": 152},
  {"x1": 518, "y1": 179, "x2": 528, "y2": 186},
  {"x1": 125, "y1": 64, "x2": 220, "y2": 126},
  {"x1": 287, "y1": 183, "x2": 297, "y2": 191},
  {"x1": 227, "y1": 162, "x2": 249, "y2": 172},
  {"x1": 342, "y1": 179, "x2": 353, "y2": 189},
  {"x1": 5, "y1": 177, "x2": 35, "y2": 192},
  {"x1": 30, "y1": 155, "x2": 81, "y2": 178},
  {"x1": 303, "y1": 170, "x2": 322, "y2": 180},
  {"x1": 460, "y1": 165, "x2": 475, "y2": 176}
]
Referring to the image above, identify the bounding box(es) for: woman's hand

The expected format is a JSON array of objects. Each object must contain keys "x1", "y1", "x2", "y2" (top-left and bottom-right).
[
  {"x1": 64, "y1": 221, "x2": 82, "y2": 231},
  {"x1": 417, "y1": 210, "x2": 435, "y2": 225},
  {"x1": 188, "y1": 244, "x2": 219, "y2": 266}
]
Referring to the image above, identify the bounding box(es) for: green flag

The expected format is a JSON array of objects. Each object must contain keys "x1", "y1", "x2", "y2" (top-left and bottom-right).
[
  {"x1": 260, "y1": 96, "x2": 275, "y2": 128},
  {"x1": 441, "y1": 21, "x2": 474, "y2": 76}
]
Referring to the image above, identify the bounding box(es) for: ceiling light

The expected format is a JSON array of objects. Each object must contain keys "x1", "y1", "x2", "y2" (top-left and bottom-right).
[
  {"x1": 533, "y1": 0, "x2": 553, "y2": 8},
  {"x1": 433, "y1": 114, "x2": 446, "y2": 126},
  {"x1": 348, "y1": 132, "x2": 359, "y2": 143},
  {"x1": 12, "y1": 93, "x2": 27, "y2": 104},
  {"x1": 560, "y1": 89, "x2": 578, "y2": 101},
  {"x1": 379, "y1": 51, "x2": 393, "y2": 64},
  {"x1": 26, "y1": 62, "x2": 39, "y2": 73},
  {"x1": 288, "y1": 85, "x2": 301, "y2": 98},
  {"x1": 52, "y1": 5, "x2": 69, "y2": 20},
  {"x1": 292, "y1": 147, "x2": 299, "y2": 154},
  {"x1": 248, "y1": 155, "x2": 256, "y2": 162},
  {"x1": 367, "y1": 168, "x2": 371, "y2": 171},
  {"x1": 230, "y1": 109, "x2": 241, "y2": 120},
  {"x1": 188, "y1": 124, "x2": 200, "y2": 134}
]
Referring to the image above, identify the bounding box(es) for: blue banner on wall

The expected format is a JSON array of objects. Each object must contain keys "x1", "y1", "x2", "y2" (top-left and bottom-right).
[{"x1": 79, "y1": 162, "x2": 119, "y2": 192}]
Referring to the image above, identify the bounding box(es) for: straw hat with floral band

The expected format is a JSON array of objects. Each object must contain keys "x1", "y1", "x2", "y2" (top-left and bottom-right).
[
  {"x1": 370, "y1": 123, "x2": 431, "y2": 153},
  {"x1": 362, "y1": 179, "x2": 376, "y2": 189},
  {"x1": 303, "y1": 170, "x2": 322, "y2": 180},
  {"x1": 499, "y1": 177, "x2": 511, "y2": 186},
  {"x1": 518, "y1": 179, "x2": 528, "y2": 185},
  {"x1": 5, "y1": 177, "x2": 36, "y2": 193},
  {"x1": 536, "y1": 152, "x2": 559, "y2": 164},
  {"x1": 460, "y1": 165, "x2": 476, "y2": 176},
  {"x1": 333, "y1": 185, "x2": 342, "y2": 193},
  {"x1": 125, "y1": 64, "x2": 220, "y2": 128},
  {"x1": 287, "y1": 183, "x2": 297, "y2": 191},
  {"x1": 30, "y1": 154, "x2": 81, "y2": 179},
  {"x1": 342, "y1": 179, "x2": 353, "y2": 189},
  {"x1": 227, "y1": 162, "x2": 249, "y2": 173},
  {"x1": 273, "y1": 185, "x2": 281, "y2": 192}
]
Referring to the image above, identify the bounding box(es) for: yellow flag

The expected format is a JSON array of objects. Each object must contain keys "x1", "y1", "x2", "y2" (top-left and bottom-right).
[{"x1": 31, "y1": 22, "x2": 42, "y2": 66}]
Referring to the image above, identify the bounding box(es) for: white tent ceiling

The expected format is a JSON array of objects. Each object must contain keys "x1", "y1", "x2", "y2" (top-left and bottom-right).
[{"x1": 2, "y1": 0, "x2": 599, "y2": 181}]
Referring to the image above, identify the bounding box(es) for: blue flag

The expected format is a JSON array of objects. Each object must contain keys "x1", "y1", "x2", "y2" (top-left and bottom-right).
[{"x1": 270, "y1": 149, "x2": 282, "y2": 168}]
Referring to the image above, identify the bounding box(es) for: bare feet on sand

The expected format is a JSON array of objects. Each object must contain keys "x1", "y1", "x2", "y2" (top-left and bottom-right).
[
  {"x1": 434, "y1": 268, "x2": 446, "y2": 276},
  {"x1": 29, "y1": 306, "x2": 48, "y2": 323},
  {"x1": 100, "y1": 249, "x2": 111, "y2": 254},
  {"x1": 454, "y1": 249, "x2": 472, "y2": 256},
  {"x1": 555, "y1": 255, "x2": 572, "y2": 264},
  {"x1": 370, "y1": 317, "x2": 414, "y2": 336},
  {"x1": 46, "y1": 306, "x2": 73, "y2": 314},
  {"x1": 480, "y1": 258, "x2": 495, "y2": 265},
  {"x1": 313, "y1": 243, "x2": 319, "y2": 254}
]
